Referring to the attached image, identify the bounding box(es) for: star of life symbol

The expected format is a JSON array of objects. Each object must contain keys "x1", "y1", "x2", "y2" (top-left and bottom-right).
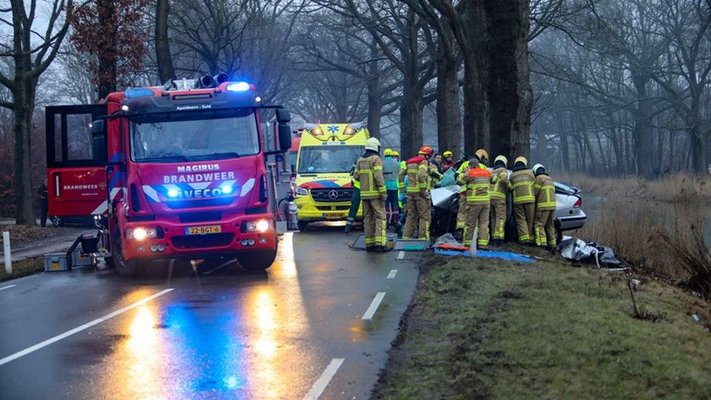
[{"x1": 327, "y1": 125, "x2": 338, "y2": 133}]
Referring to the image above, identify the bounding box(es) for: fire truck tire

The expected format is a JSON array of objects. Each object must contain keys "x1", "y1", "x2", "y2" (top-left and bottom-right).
[
  {"x1": 110, "y1": 233, "x2": 137, "y2": 277},
  {"x1": 237, "y1": 247, "x2": 277, "y2": 271}
]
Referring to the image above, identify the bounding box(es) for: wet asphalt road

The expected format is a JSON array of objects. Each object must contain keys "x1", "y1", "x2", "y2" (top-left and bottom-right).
[{"x1": 0, "y1": 227, "x2": 419, "y2": 399}]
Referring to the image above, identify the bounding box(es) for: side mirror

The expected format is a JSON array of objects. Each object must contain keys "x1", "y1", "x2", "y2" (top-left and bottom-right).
[
  {"x1": 278, "y1": 124, "x2": 291, "y2": 152},
  {"x1": 276, "y1": 108, "x2": 291, "y2": 124},
  {"x1": 90, "y1": 120, "x2": 107, "y2": 161}
]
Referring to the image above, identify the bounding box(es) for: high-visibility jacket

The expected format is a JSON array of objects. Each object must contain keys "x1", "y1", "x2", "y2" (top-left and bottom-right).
[
  {"x1": 456, "y1": 161, "x2": 469, "y2": 194},
  {"x1": 350, "y1": 164, "x2": 360, "y2": 190},
  {"x1": 398, "y1": 155, "x2": 428, "y2": 194},
  {"x1": 397, "y1": 161, "x2": 407, "y2": 191},
  {"x1": 355, "y1": 153, "x2": 386, "y2": 199},
  {"x1": 457, "y1": 166, "x2": 492, "y2": 205},
  {"x1": 427, "y1": 163, "x2": 443, "y2": 190},
  {"x1": 533, "y1": 173, "x2": 556, "y2": 210},
  {"x1": 382, "y1": 156, "x2": 400, "y2": 191},
  {"x1": 510, "y1": 168, "x2": 535, "y2": 204},
  {"x1": 490, "y1": 167, "x2": 511, "y2": 201}
]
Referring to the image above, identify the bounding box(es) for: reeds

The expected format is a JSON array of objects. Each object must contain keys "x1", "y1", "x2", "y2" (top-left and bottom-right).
[{"x1": 557, "y1": 173, "x2": 711, "y2": 203}]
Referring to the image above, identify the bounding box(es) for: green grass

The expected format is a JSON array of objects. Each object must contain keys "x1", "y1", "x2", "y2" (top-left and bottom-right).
[
  {"x1": 372, "y1": 253, "x2": 711, "y2": 400},
  {"x1": 0, "y1": 256, "x2": 44, "y2": 282}
]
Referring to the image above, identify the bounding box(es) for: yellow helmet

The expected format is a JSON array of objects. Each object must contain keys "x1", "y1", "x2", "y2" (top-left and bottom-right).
[
  {"x1": 443, "y1": 150, "x2": 453, "y2": 158},
  {"x1": 494, "y1": 155, "x2": 508, "y2": 167},
  {"x1": 475, "y1": 148, "x2": 489, "y2": 163},
  {"x1": 384, "y1": 148, "x2": 393, "y2": 156},
  {"x1": 514, "y1": 156, "x2": 528, "y2": 167},
  {"x1": 392, "y1": 150, "x2": 399, "y2": 158}
]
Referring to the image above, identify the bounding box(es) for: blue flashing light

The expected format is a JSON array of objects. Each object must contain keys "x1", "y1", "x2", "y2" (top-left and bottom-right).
[
  {"x1": 226, "y1": 82, "x2": 251, "y2": 92},
  {"x1": 125, "y1": 87, "x2": 154, "y2": 98},
  {"x1": 167, "y1": 189, "x2": 179, "y2": 198},
  {"x1": 221, "y1": 185, "x2": 233, "y2": 194}
]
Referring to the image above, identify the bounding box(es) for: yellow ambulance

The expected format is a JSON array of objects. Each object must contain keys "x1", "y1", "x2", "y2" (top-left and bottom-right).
[{"x1": 293, "y1": 122, "x2": 369, "y2": 229}]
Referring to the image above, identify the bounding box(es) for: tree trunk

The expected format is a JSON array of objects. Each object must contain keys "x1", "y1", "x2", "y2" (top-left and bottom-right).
[
  {"x1": 155, "y1": 0, "x2": 176, "y2": 84},
  {"x1": 367, "y1": 38, "x2": 382, "y2": 139},
  {"x1": 400, "y1": 79, "x2": 423, "y2": 158},
  {"x1": 632, "y1": 74, "x2": 653, "y2": 178},
  {"x1": 435, "y1": 42, "x2": 461, "y2": 155},
  {"x1": 690, "y1": 129, "x2": 708, "y2": 175},
  {"x1": 484, "y1": 0, "x2": 532, "y2": 161},
  {"x1": 462, "y1": 59, "x2": 488, "y2": 159},
  {"x1": 97, "y1": 0, "x2": 118, "y2": 98},
  {"x1": 12, "y1": 78, "x2": 37, "y2": 225}
]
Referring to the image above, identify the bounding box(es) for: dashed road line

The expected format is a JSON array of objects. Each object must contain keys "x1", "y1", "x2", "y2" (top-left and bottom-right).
[
  {"x1": 387, "y1": 269, "x2": 398, "y2": 279},
  {"x1": 397, "y1": 251, "x2": 405, "y2": 260},
  {"x1": 0, "y1": 284, "x2": 16, "y2": 292},
  {"x1": 362, "y1": 292, "x2": 386, "y2": 320},
  {"x1": 0, "y1": 288, "x2": 174, "y2": 366},
  {"x1": 303, "y1": 358, "x2": 345, "y2": 400}
]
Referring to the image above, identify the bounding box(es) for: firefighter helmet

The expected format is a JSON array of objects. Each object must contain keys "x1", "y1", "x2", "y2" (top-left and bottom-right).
[
  {"x1": 494, "y1": 155, "x2": 508, "y2": 167},
  {"x1": 418, "y1": 146, "x2": 434, "y2": 157},
  {"x1": 392, "y1": 150, "x2": 399, "y2": 158},
  {"x1": 384, "y1": 148, "x2": 393, "y2": 156},
  {"x1": 365, "y1": 137, "x2": 381, "y2": 152},
  {"x1": 474, "y1": 149, "x2": 489, "y2": 164},
  {"x1": 532, "y1": 163, "x2": 545, "y2": 175},
  {"x1": 443, "y1": 150, "x2": 453, "y2": 158},
  {"x1": 514, "y1": 156, "x2": 528, "y2": 167}
]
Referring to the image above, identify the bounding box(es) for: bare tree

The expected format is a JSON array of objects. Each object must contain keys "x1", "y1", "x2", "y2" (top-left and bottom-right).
[{"x1": 0, "y1": 0, "x2": 73, "y2": 224}]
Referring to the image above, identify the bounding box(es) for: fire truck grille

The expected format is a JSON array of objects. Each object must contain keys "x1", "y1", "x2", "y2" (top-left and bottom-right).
[
  {"x1": 310, "y1": 188, "x2": 353, "y2": 203},
  {"x1": 171, "y1": 233, "x2": 234, "y2": 249},
  {"x1": 166, "y1": 198, "x2": 233, "y2": 209}
]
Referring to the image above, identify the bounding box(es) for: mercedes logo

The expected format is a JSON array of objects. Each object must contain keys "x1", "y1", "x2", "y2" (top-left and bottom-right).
[{"x1": 328, "y1": 190, "x2": 339, "y2": 200}]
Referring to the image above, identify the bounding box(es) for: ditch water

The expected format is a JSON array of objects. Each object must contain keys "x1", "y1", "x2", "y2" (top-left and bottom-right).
[{"x1": 583, "y1": 196, "x2": 711, "y2": 247}]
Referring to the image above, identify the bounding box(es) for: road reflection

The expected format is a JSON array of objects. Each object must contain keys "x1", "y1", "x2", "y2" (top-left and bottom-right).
[{"x1": 101, "y1": 232, "x2": 315, "y2": 399}]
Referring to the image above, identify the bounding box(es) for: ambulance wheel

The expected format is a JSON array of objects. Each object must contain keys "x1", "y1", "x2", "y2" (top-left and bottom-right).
[
  {"x1": 111, "y1": 234, "x2": 137, "y2": 277},
  {"x1": 237, "y1": 247, "x2": 277, "y2": 271}
]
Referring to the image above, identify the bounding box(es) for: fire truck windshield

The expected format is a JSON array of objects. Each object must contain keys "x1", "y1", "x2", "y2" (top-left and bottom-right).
[
  {"x1": 130, "y1": 109, "x2": 259, "y2": 162},
  {"x1": 298, "y1": 145, "x2": 363, "y2": 174}
]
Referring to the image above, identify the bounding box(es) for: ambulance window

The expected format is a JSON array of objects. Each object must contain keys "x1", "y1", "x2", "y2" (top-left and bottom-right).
[
  {"x1": 53, "y1": 114, "x2": 62, "y2": 163},
  {"x1": 66, "y1": 113, "x2": 94, "y2": 161}
]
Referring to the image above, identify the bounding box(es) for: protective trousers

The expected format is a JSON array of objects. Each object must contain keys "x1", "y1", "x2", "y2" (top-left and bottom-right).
[
  {"x1": 464, "y1": 203, "x2": 490, "y2": 247},
  {"x1": 456, "y1": 194, "x2": 468, "y2": 230},
  {"x1": 490, "y1": 199, "x2": 506, "y2": 240},
  {"x1": 345, "y1": 187, "x2": 361, "y2": 227},
  {"x1": 513, "y1": 203, "x2": 535, "y2": 243},
  {"x1": 534, "y1": 209, "x2": 556, "y2": 248},
  {"x1": 363, "y1": 198, "x2": 387, "y2": 248},
  {"x1": 403, "y1": 193, "x2": 430, "y2": 240}
]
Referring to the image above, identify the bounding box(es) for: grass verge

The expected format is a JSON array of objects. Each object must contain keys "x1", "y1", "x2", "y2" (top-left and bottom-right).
[
  {"x1": 0, "y1": 256, "x2": 45, "y2": 282},
  {"x1": 372, "y1": 253, "x2": 711, "y2": 400}
]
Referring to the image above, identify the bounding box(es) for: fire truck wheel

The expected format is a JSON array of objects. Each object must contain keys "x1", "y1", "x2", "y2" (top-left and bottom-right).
[
  {"x1": 237, "y1": 247, "x2": 278, "y2": 271},
  {"x1": 111, "y1": 234, "x2": 137, "y2": 277}
]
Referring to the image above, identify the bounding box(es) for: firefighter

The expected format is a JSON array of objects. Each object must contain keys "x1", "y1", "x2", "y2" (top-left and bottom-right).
[
  {"x1": 454, "y1": 148, "x2": 488, "y2": 235},
  {"x1": 474, "y1": 148, "x2": 489, "y2": 167},
  {"x1": 355, "y1": 137, "x2": 388, "y2": 252},
  {"x1": 344, "y1": 162, "x2": 361, "y2": 233},
  {"x1": 457, "y1": 156, "x2": 493, "y2": 248},
  {"x1": 490, "y1": 155, "x2": 511, "y2": 244},
  {"x1": 38, "y1": 179, "x2": 48, "y2": 227},
  {"x1": 532, "y1": 163, "x2": 557, "y2": 251},
  {"x1": 510, "y1": 156, "x2": 536, "y2": 244},
  {"x1": 432, "y1": 152, "x2": 443, "y2": 173},
  {"x1": 442, "y1": 150, "x2": 455, "y2": 171},
  {"x1": 399, "y1": 146, "x2": 434, "y2": 240},
  {"x1": 382, "y1": 148, "x2": 401, "y2": 227}
]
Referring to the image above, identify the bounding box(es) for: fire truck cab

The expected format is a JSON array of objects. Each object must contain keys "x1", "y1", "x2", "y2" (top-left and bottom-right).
[{"x1": 46, "y1": 76, "x2": 292, "y2": 276}]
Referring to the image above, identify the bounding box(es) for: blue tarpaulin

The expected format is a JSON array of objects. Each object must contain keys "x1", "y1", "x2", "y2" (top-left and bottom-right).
[{"x1": 434, "y1": 248, "x2": 535, "y2": 263}]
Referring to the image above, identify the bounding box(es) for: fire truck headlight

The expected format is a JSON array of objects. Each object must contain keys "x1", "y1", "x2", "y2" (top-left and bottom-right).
[
  {"x1": 296, "y1": 187, "x2": 308, "y2": 196},
  {"x1": 127, "y1": 227, "x2": 157, "y2": 241},
  {"x1": 246, "y1": 219, "x2": 270, "y2": 233},
  {"x1": 220, "y1": 184, "x2": 233, "y2": 194},
  {"x1": 167, "y1": 189, "x2": 179, "y2": 198},
  {"x1": 226, "y1": 81, "x2": 250, "y2": 92}
]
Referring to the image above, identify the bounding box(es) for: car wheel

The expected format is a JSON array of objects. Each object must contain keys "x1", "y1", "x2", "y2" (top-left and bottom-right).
[{"x1": 51, "y1": 216, "x2": 63, "y2": 227}]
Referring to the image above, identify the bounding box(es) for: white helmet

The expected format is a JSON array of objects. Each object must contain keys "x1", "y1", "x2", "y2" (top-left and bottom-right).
[
  {"x1": 532, "y1": 163, "x2": 545, "y2": 174},
  {"x1": 365, "y1": 137, "x2": 381, "y2": 152}
]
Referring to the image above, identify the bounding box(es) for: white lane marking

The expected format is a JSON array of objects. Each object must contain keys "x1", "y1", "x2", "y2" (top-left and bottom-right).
[
  {"x1": 362, "y1": 292, "x2": 386, "y2": 320},
  {"x1": 0, "y1": 284, "x2": 16, "y2": 291},
  {"x1": 397, "y1": 251, "x2": 405, "y2": 260},
  {"x1": 0, "y1": 288, "x2": 174, "y2": 366},
  {"x1": 303, "y1": 358, "x2": 345, "y2": 400},
  {"x1": 387, "y1": 269, "x2": 398, "y2": 279}
]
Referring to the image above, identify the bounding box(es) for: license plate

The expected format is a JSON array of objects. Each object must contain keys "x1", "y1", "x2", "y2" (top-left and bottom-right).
[
  {"x1": 324, "y1": 213, "x2": 345, "y2": 220},
  {"x1": 185, "y1": 225, "x2": 222, "y2": 235}
]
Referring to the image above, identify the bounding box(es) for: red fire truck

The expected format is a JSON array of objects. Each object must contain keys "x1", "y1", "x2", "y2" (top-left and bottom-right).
[{"x1": 46, "y1": 75, "x2": 292, "y2": 276}]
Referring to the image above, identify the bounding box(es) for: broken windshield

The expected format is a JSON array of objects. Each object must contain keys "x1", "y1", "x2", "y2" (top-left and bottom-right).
[{"x1": 130, "y1": 109, "x2": 259, "y2": 162}]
